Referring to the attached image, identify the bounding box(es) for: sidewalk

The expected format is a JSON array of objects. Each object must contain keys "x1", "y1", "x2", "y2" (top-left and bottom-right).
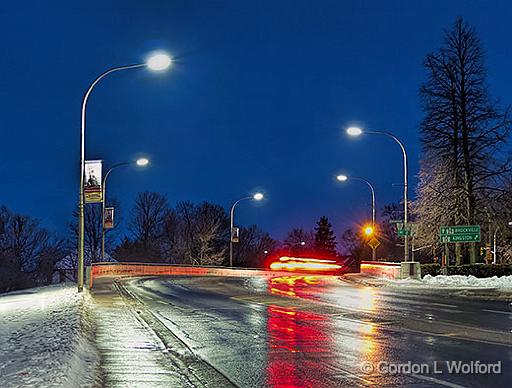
[{"x1": 90, "y1": 279, "x2": 191, "y2": 387}]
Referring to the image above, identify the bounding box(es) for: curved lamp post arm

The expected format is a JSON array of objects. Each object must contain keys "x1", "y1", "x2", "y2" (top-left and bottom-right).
[
  {"x1": 366, "y1": 130, "x2": 408, "y2": 220},
  {"x1": 78, "y1": 63, "x2": 145, "y2": 292},
  {"x1": 230, "y1": 196, "x2": 252, "y2": 225},
  {"x1": 229, "y1": 196, "x2": 252, "y2": 267},
  {"x1": 100, "y1": 161, "x2": 132, "y2": 262},
  {"x1": 103, "y1": 162, "x2": 133, "y2": 189},
  {"x1": 351, "y1": 176, "x2": 376, "y2": 226},
  {"x1": 366, "y1": 129, "x2": 409, "y2": 261}
]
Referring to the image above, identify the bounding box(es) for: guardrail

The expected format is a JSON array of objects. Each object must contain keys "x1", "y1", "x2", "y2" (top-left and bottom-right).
[
  {"x1": 360, "y1": 260, "x2": 401, "y2": 279},
  {"x1": 89, "y1": 262, "x2": 295, "y2": 289}
]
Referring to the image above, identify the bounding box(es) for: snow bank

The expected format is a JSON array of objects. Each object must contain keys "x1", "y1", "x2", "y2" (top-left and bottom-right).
[
  {"x1": 0, "y1": 283, "x2": 101, "y2": 387},
  {"x1": 422, "y1": 274, "x2": 512, "y2": 288},
  {"x1": 386, "y1": 274, "x2": 512, "y2": 289}
]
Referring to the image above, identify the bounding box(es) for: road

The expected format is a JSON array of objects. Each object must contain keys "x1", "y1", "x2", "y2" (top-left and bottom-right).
[{"x1": 114, "y1": 274, "x2": 511, "y2": 387}]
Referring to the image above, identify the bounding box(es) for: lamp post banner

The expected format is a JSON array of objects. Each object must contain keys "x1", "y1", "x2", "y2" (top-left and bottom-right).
[
  {"x1": 104, "y1": 207, "x2": 114, "y2": 229},
  {"x1": 231, "y1": 227, "x2": 240, "y2": 243},
  {"x1": 84, "y1": 160, "x2": 103, "y2": 203}
]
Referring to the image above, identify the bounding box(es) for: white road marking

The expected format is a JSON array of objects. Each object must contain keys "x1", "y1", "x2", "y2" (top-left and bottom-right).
[
  {"x1": 412, "y1": 373, "x2": 468, "y2": 388},
  {"x1": 482, "y1": 309, "x2": 510, "y2": 315}
]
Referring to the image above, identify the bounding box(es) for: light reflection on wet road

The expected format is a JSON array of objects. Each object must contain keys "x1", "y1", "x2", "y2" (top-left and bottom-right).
[{"x1": 122, "y1": 275, "x2": 511, "y2": 387}]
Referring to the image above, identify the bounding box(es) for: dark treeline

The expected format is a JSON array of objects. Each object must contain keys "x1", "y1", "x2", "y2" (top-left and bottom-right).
[
  {"x1": 1, "y1": 191, "x2": 356, "y2": 293},
  {"x1": 111, "y1": 191, "x2": 278, "y2": 267},
  {"x1": 0, "y1": 206, "x2": 66, "y2": 292}
]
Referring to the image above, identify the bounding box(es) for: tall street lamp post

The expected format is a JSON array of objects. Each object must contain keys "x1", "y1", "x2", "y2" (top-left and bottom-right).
[
  {"x1": 101, "y1": 158, "x2": 149, "y2": 261},
  {"x1": 336, "y1": 174, "x2": 377, "y2": 260},
  {"x1": 78, "y1": 53, "x2": 171, "y2": 292},
  {"x1": 229, "y1": 193, "x2": 264, "y2": 267},
  {"x1": 346, "y1": 126, "x2": 410, "y2": 262}
]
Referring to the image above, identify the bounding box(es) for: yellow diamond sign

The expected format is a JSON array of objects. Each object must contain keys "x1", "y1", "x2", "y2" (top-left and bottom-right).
[{"x1": 367, "y1": 237, "x2": 381, "y2": 250}]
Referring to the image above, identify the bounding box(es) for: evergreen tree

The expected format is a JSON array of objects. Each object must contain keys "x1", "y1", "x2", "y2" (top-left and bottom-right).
[{"x1": 314, "y1": 216, "x2": 337, "y2": 257}]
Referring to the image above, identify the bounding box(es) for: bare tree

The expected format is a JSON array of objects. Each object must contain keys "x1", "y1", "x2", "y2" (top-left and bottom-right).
[
  {"x1": 283, "y1": 227, "x2": 314, "y2": 255},
  {"x1": 0, "y1": 206, "x2": 64, "y2": 292},
  {"x1": 416, "y1": 18, "x2": 511, "y2": 263},
  {"x1": 129, "y1": 191, "x2": 169, "y2": 257},
  {"x1": 234, "y1": 225, "x2": 278, "y2": 267},
  {"x1": 69, "y1": 199, "x2": 121, "y2": 263}
]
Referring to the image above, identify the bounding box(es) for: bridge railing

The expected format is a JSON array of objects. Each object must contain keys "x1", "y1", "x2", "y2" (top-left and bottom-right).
[
  {"x1": 360, "y1": 260, "x2": 401, "y2": 279},
  {"x1": 88, "y1": 262, "x2": 295, "y2": 289}
]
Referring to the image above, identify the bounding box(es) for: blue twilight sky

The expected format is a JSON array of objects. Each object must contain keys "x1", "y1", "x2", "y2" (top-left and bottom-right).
[{"x1": 1, "y1": 0, "x2": 512, "y2": 240}]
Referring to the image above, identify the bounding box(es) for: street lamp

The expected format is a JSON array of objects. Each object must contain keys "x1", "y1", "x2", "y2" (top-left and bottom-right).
[
  {"x1": 146, "y1": 54, "x2": 172, "y2": 71},
  {"x1": 345, "y1": 126, "x2": 410, "y2": 262},
  {"x1": 136, "y1": 157, "x2": 149, "y2": 167},
  {"x1": 364, "y1": 225, "x2": 374, "y2": 236},
  {"x1": 336, "y1": 174, "x2": 377, "y2": 259},
  {"x1": 77, "y1": 53, "x2": 172, "y2": 292},
  {"x1": 229, "y1": 192, "x2": 264, "y2": 267},
  {"x1": 101, "y1": 158, "x2": 150, "y2": 261}
]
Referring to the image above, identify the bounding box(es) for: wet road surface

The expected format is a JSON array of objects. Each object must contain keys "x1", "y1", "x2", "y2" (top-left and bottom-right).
[{"x1": 117, "y1": 275, "x2": 511, "y2": 387}]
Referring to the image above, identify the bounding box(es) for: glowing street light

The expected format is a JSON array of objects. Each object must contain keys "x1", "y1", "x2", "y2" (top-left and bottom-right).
[
  {"x1": 230, "y1": 192, "x2": 265, "y2": 267},
  {"x1": 346, "y1": 127, "x2": 363, "y2": 136},
  {"x1": 364, "y1": 225, "x2": 374, "y2": 236},
  {"x1": 345, "y1": 125, "x2": 410, "y2": 262},
  {"x1": 101, "y1": 158, "x2": 150, "y2": 261},
  {"x1": 136, "y1": 157, "x2": 150, "y2": 167},
  {"x1": 336, "y1": 173, "x2": 377, "y2": 260},
  {"x1": 146, "y1": 53, "x2": 172, "y2": 71},
  {"x1": 77, "y1": 53, "x2": 171, "y2": 292}
]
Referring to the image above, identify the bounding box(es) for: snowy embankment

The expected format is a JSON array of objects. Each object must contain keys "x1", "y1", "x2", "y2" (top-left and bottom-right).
[
  {"x1": 389, "y1": 274, "x2": 512, "y2": 289},
  {"x1": 0, "y1": 283, "x2": 101, "y2": 387}
]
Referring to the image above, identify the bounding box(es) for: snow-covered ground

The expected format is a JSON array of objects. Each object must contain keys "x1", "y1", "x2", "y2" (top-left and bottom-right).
[
  {"x1": 0, "y1": 283, "x2": 100, "y2": 387},
  {"x1": 389, "y1": 274, "x2": 512, "y2": 289}
]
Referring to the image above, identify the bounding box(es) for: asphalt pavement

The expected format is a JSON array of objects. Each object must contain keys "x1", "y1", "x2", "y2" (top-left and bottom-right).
[{"x1": 108, "y1": 274, "x2": 511, "y2": 387}]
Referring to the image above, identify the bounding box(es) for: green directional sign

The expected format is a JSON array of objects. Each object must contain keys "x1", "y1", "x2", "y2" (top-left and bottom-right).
[
  {"x1": 397, "y1": 229, "x2": 411, "y2": 237},
  {"x1": 439, "y1": 225, "x2": 480, "y2": 243}
]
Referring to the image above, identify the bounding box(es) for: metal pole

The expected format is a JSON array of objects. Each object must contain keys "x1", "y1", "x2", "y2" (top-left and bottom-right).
[
  {"x1": 493, "y1": 227, "x2": 499, "y2": 265},
  {"x1": 78, "y1": 63, "x2": 145, "y2": 292},
  {"x1": 101, "y1": 179, "x2": 106, "y2": 262},
  {"x1": 229, "y1": 196, "x2": 251, "y2": 267},
  {"x1": 100, "y1": 163, "x2": 131, "y2": 261},
  {"x1": 229, "y1": 204, "x2": 234, "y2": 267},
  {"x1": 367, "y1": 131, "x2": 408, "y2": 262},
  {"x1": 353, "y1": 177, "x2": 377, "y2": 260}
]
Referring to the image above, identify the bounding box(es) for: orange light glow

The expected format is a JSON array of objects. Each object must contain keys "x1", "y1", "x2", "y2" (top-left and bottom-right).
[
  {"x1": 270, "y1": 276, "x2": 321, "y2": 286},
  {"x1": 277, "y1": 256, "x2": 338, "y2": 264},
  {"x1": 364, "y1": 225, "x2": 374, "y2": 236}
]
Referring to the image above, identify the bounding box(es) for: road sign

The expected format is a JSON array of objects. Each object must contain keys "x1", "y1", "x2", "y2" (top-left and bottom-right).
[
  {"x1": 367, "y1": 237, "x2": 381, "y2": 250},
  {"x1": 440, "y1": 234, "x2": 480, "y2": 243},
  {"x1": 395, "y1": 222, "x2": 414, "y2": 237},
  {"x1": 389, "y1": 219, "x2": 403, "y2": 224},
  {"x1": 439, "y1": 225, "x2": 480, "y2": 236},
  {"x1": 439, "y1": 225, "x2": 480, "y2": 243},
  {"x1": 397, "y1": 229, "x2": 411, "y2": 237}
]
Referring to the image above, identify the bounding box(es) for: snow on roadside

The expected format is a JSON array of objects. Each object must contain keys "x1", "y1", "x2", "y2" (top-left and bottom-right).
[
  {"x1": 0, "y1": 283, "x2": 101, "y2": 388},
  {"x1": 387, "y1": 274, "x2": 512, "y2": 289}
]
